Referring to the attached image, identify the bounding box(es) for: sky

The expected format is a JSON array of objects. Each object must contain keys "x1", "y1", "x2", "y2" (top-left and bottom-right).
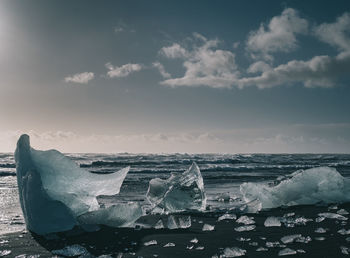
[{"x1": 0, "y1": 0, "x2": 350, "y2": 153}]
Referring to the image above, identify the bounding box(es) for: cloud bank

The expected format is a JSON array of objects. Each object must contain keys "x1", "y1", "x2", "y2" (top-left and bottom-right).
[{"x1": 64, "y1": 72, "x2": 94, "y2": 84}]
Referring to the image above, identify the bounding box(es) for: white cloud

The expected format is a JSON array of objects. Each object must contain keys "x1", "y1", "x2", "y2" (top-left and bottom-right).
[
  {"x1": 160, "y1": 34, "x2": 240, "y2": 88},
  {"x1": 159, "y1": 43, "x2": 189, "y2": 59},
  {"x1": 106, "y1": 63, "x2": 143, "y2": 78},
  {"x1": 314, "y1": 12, "x2": 350, "y2": 52},
  {"x1": 64, "y1": 72, "x2": 94, "y2": 84},
  {"x1": 152, "y1": 62, "x2": 171, "y2": 78},
  {"x1": 246, "y1": 8, "x2": 308, "y2": 61}
]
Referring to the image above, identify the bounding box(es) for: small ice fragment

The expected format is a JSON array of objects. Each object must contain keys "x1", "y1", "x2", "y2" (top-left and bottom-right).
[
  {"x1": 328, "y1": 204, "x2": 338, "y2": 210},
  {"x1": 218, "y1": 213, "x2": 237, "y2": 221},
  {"x1": 295, "y1": 236, "x2": 312, "y2": 243},
  {"x1": 315, "y1": 237, "x2": 326, "y2": 241},
  {"x1": 297, "y1": 249, "x2": 306, "y2": 253},
  {"x1": 178, "y1": 216, "x2": 191, "y2": 229},
  {"x1": 266, "y1": 241, "x2": 281, "y2": 248},
  {"x1": 278, "y1": 248, "x2": 297, "y2": 256},
  {"x1": 144, "y1": 240, "x2": 157, "y2": 246},
  {"x1": 236, "y1": 215, "x2": 255, "y2": 225},
  {"x1": 281, "y1": 234, "x2": 302, "y2": 244},
  {"x1": 202, "y1": 224, "x2": 215, "y2": 231},
  {"x1": 0, "y1": 240, "x2": 9, "y2": 244},
  {"x1": 163, "y1": 242, "x2": 175, "y2": 247},
  {"x1": 249, "y1": 242, "x2": 258, "y2": 246},
  {"x1": 264, "y1": 216, "x2": 281, "y2": 227},
  {"x1": 222, "y1": 247, "x2": 246, "y2": 257},
  {"x1": 318, "y1": 212, "x2": 348, "y2": 221},
  {"x1": 315, "y1": 227, "x2": 327, "y2": 233},
  {"x1": 346, "y1": 237, "x2": 350, "y2": 242},
  {"x1": 236, "y1": 237, "x2": 251, "y2": 242},
  {"x1": 337, "y1": 209, "x2": 349, "y2": 215},
  {"x1": 211, "y1": 255, "x2": 219, "y2": 258},
  {"x1": 167, "y1": 215, "x2": 178, "y2": 230},
  {"x1": 234, "y1": 225, "x2": 256, "y2": 232},
  {"x1": 186, "y1": 245, "x2": 194, "y2": 250},
  {"x1": 190, "y1": 238, "x2": 199, "y2": 244},
  {"x1": 256, "y1": 247, "x2": 268, "y2": 252},
  {"x1": 196, "y1": 246, "x2": 204, "y2": 250},
  {"x1": 283, "y1": 213, "x2": 295, "y2": 217},
  {"x1": 316, "y1": 217, "x2": 325, "y2": 223},
  {"x1": 154, "y1": 219, "x2": 164, "y2": 229},
  {"x1": 52, "y1": 244, "x2": 88, "y2": 257},
  {"x1": 337, "y1": 228, "x2": 350, "y2": 235},
  {"x1": 0, "y1": 250, "x2": 11, "y2": 257},
  {"x1": 260, "y1": 237, "x2": 267, "y2": 240},
  {"x1": 341, "y1": 246, "x2": 349, "y2": 255}
]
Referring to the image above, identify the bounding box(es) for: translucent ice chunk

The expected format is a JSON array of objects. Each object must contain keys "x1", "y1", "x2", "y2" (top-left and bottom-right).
[
  {"x1": 278, "y1": 248, "x2": 297, "y2": 256},
  {"x1": 315, "y1": 227, "x2": 327, "y2": 233},
  {"x1": 154, "y1": 219, "x2": 164, "y2": 229},
  {"x1": 167, "y1": 215, "x2": 178, "y2": 230},
  {"x1": 234, "y1": 225, "x2": 256, "y2": 232},
  {"x1": 15, "y1": 135, "x2": 135, "y2": 235},
  {"x1": 0, "y1": 250, "x2": 11, "y2": 256},
  {"x1": 202, "y1": 224, "x2": 215, "y2": 231},
  {"x1": 52, "y1": 244, "x2": 88, "y2": 257},
  {"x1": 196, "y1": 246, "x2": 204, "y2": 250},
  {"x1": 318, "y1": 212, "x2": 348, "y2": 221},
  {"x1": 144, "y1": 240, "x2": 157, "y2": 246},
  {"x1": 281, "y1": 234, "x2": 302, "y2": 244},
  {"x1": 264, "y1": 216, "x2": 281, "y2": 227},
  {"x1": 295, "y1": 236, "x2": 312, "y2": 243},
  {"x1": 222, "y1": 247, "x2": 246, "y2": 257},
  {"x1": 337, "y1": 228, "x2": 350, "y2": 235},
  {"x1": 190, "y1": 238, "x2": 199, "y2": 244},
  {"x1": 341, "y1": 246, "x2": 349, "y2": 255},
  {"x1": 240, "y1": 167, "x2": 350, "y2": 210},
  {"x1": 178, "y1": 216, "x2": 191, "y2": 229},
  {"x1": 236, "y1": 215, "x2": 255, "y2": 225},
  {"x1": 337, "y1": 209, "x2": 349, "y2": 215},
  {"x1": 218, "y1": 213, "x2": 237, "y2": 221},
  {"x1": 256, "y1": 247, "x2": 268, "y2": 252},
  {"x1": 146, "y1": 162, "x2": 206, "y2": 212},
  {"x1": 266, "y1": 241, "x2": 283, "y2": 248}
]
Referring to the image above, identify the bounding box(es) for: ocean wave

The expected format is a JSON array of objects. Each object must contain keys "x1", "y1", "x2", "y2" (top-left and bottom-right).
[{"x1": 0, "y1": 163, "x2": 16, "y2": 168}]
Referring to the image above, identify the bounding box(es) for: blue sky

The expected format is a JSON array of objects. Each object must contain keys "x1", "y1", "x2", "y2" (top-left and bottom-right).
[{"x1": 0, "y1": 0, "x2": 350, "y2": 153}]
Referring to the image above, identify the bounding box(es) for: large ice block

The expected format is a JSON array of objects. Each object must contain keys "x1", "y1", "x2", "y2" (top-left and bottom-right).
[
  {"x1": 15, "y1": 134, "x2": 140, "y2": 235},
  {"x1": 146, "y1": 162, "x2": 206, "y2": 212}
]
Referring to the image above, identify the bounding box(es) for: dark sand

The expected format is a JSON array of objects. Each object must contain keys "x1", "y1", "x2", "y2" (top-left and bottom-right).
[{"x1": 1, "y1": 203, "x2": 350, "y2": 257}]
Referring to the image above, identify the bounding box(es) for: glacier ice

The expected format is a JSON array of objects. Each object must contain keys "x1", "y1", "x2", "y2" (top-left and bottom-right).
[
  {"x1": 202, "y1": 223, "x2": 215, "y2": 231},
  {"x1": 264, "y1": 216, "x2": 281, "y2": 227},
  {"x1": 144, "y1": 240, "x2": 157, "y2": 246},
  {"x1": 234, "y1": 225, "x2": 256, "y2": 232},
  {"x1": 236, "y1": 215, "x2": 255, "y2": 225},
  {"x1": 217, "y1": 213, "x2": 237, "y2": 221},
  {"x1": 222, "y1": 247, "x2": 246, "y2": 257},
  {"x1": 318, "y1": 212, "x2": 348, "y2": 221},
  {"x1": 51, "y1": 244, "x2": 89, "y2": 257},
  {"x1": 278, "y1": 248, "x2": 297, "y2": 256},
  {"x1": 15, "y1": 134, "x2": 141, "y2": 235},
  {"x1": 281, "y1": 234, "x2": 302, "y2": 244},
  {"x1": 146, "y1": 162, "x2": 206, "y2": 212},
  {"x1": 163, "y1": 242, "x2": 175, "y2": 247},
  {"x1": 240, "y1": 167, "x2": 350, "y2": 210}
]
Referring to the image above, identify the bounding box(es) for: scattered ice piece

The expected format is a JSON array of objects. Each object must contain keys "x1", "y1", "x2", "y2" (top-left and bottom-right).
[
  {"x1": 211, "y1": 255, "x2": 219, "y2": 258},
  {"x1": 278, "y1": 248, "x2": 297, "y2": 256},
  {"x1": 283, "y1": 213, "x2": 295, "y2": 217},
  {"x1": 281, "y1": 234, "x2": 302, "y2": 244},
  {"x1": 260, "y1": 237, "x2": 267, "y2": 240},
  {"x1": 178, "y1": 216, "x2": 191, "y2": 229},
  {"x1": 297, "y1": 249, "x2": 306, "y2": 253},
  {"x1": 256, "y1": 247, "x2": 268, "y2": 252},
  {"x1": 196, "y1": 246, "x2": 204, "y2": 250},
  {"x1": 315, "y1": 237, "x2": 326, "y2": 241},
  {"x1": 280, "y1": 216, "x2": 312, "y2": 227},
  {"x1": 222, "y1": 247, "x2": 246, "y2": 257},
  {"x1": 163, "y1": 242, "x2": 175, "y2": 247},
  {"x1": 0, "y1": 250, "x2": 11, "y2": 257},
  {"x1": 346, "y1": 237, "x2": 350, "y2": 242},
  {"x1": 264, "y1": 216, "x2": 281, "y2": 227},
  {"x1": 146, "y1": 162, "x2": 206, "y2": 212},
  {"x1": 316, "y1": 217, "x2": 325, "y2": 223},
  {"x1": 52, "y1": 245, "x2": 88, "y2": 257},
  {"x1": 314, "y1": 227, "x2": 326, "y2": 234},
  {"x1": 240, "y1": 167, "x2": 350, "y2": 210},
  {"x1": 337, "y1": 209, "x2": 349, "y2": 215},
  {"x1": 190, "y1": 238, "x2": 199, "y2": 244},
  {"x1": 236, "y1": 215, "x2": 255, "y2": 225},
  {"x1": 218, "y1": 213, "x2": 237, "y2": 221},
  {"x1": 167, "y1": 215, "x2": 178, "y2": 230},
  {"x1": 318, "y1": 212, "x2": 348, "y2": 221},
  {"x1": 154, "y1": 219, "x2": 164, "y2": 229},
  {"x1": 328, "y1": 204, "x2": 338, "y2": 210},
  {"x1": 337, "y1": 229, "x2": 350, "y2": 235},
  {"x1": 236, "y1": 237, "x2": 251, "y2": 242},
  {"x1": 249, "y1": 242, "x2": 258, "y2": 246},
  {"x1": 266, "y1": 241, "x2": 282, "y2": 248},
  {"x1": 295, "y1": 236, "x2": 312, "y2": 243},
  {"x1": 234, "y1": 225, "x2": 256, "y2": 232},
  {"x1": 341, "y1": 246, "x2": 349, "y2": 255},
  {"x1": 144, "y1": 240, "x2": 158, "y2": 246},
  {"x1": 186, "y1": 245, "x2": 194, "y2": 250},
  {"x1": 202, "y1": 224, "x2": 215, "y2": 231},
  {"x1": 0, "y1": 240, "x2": 9, "y2": 244}
]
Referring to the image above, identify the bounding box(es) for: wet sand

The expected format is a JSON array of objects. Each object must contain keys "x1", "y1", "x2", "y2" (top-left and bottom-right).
[{"x1": 1, "y1": 203, "x2": 350, "y2": 257}]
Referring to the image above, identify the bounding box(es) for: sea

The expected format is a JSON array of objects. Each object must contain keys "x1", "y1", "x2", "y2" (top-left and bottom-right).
[{"x1": 1, "y1": 152, "x2": 350, "y2": 236}]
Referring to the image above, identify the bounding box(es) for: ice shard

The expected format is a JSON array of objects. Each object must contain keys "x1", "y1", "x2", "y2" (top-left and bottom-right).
[
  {"x1": 146, "y1": 162, "x2": 206, "y2": 212},
  {"x1": 15, "y1": 134, "x2": 141, "y2": 235}
]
